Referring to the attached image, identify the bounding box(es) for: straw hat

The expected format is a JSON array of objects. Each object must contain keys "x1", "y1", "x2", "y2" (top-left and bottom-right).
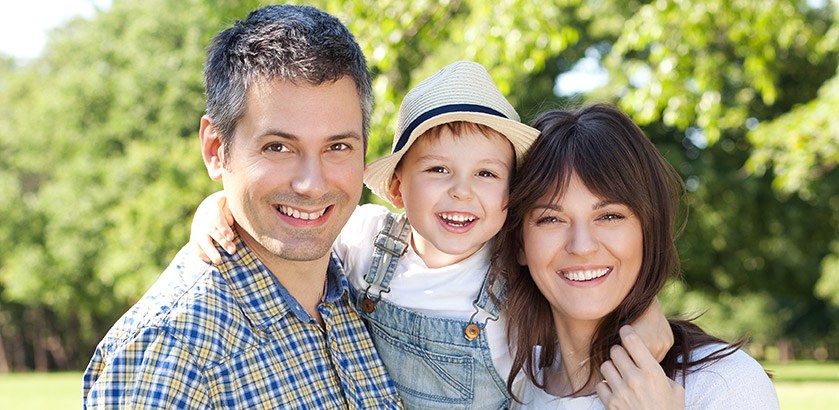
[{"x1": 364, "y1": 61, "x2": 540, "y2": 205}]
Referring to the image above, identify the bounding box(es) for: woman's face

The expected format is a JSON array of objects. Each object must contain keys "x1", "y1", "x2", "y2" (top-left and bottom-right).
[{"x1": 519, "y1": 173, "x2": 643, "y2": 325}]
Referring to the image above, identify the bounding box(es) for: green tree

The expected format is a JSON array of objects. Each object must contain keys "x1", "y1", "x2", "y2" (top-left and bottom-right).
[{"x1": 0, "y1": 0, "x2": 835, "y2": 370}]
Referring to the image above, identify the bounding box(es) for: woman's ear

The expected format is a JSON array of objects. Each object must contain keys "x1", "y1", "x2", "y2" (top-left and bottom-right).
[{"x1": 388, "y1": 174, "x2": 405, "y2": 209}]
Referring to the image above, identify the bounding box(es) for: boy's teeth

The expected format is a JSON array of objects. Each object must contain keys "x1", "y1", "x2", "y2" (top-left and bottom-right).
[
  {"x1": 563, "y1": 268, "x2": 610, "y2": 282},
  {"x1": 279, "y1": 205, "x2": 326, "y2": 220},
  {"x1": 439, "y1": 213, "x2": 476, "y2": 222}
]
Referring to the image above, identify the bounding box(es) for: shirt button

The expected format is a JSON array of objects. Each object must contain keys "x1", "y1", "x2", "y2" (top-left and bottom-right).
[{"x1": 464, "y1": 324, "x2": 480, "y2": 341}]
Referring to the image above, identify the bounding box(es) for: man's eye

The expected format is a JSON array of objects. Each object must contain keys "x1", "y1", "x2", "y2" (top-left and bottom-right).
[
  {"x1": 264, "y1": 143, "x2": 289, "y2": 153},
  {"x1": 328, "y1": 142, "x2": 351, "y2": 151}
]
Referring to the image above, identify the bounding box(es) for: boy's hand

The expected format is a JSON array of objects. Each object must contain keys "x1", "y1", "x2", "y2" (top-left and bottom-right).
[
  {"x1": 596, "y1": 326, "x2": 685, "y2": 410},
  {"x1": 629, "y1": 297, "x2": 673, "y2": 362},
  {"x1": 189, "y1": 190, "x2": 236, "y2": 264}
]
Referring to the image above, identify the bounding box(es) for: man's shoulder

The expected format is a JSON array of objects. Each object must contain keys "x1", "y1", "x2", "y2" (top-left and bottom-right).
[{"x1": 99, "y1": 245, "x2": 255, "y2": 364}]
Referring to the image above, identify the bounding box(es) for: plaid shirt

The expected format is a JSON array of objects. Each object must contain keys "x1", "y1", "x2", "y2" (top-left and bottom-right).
[{"x1": 83, "y1": 235, "x2": 402, "y2": 409}]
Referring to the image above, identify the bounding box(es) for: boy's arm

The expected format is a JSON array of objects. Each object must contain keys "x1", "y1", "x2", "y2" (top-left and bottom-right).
[
  {"x1": 627, "y1": 297, "x2": 673, "y2": 362},
  {"x1": 190, "y1": 190, "x2": 236, "y2": 264},
  {"x1": 83, "y1": 327, "x2": 210, "y2": 408}
]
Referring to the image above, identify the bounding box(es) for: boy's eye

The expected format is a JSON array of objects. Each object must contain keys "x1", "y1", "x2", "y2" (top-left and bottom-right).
[
  {"x1": 425, "y1": 166, "x2": 448, "y2": 174},
  {"x1": 264, "y1": 143, "x2": 290, "y2": 153}
]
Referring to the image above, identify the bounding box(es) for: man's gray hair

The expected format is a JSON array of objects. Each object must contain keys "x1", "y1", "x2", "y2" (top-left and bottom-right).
[{"x1": 204, "y1": 4, "x2": 372, "y2": 159}]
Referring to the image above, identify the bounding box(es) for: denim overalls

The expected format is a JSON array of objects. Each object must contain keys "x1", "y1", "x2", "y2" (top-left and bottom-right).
[{"x1": 356, "y1": 212, "x2": 511, "y2": 409}]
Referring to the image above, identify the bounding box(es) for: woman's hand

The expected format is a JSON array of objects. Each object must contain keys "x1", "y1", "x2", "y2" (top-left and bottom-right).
[
  {"x1": 189, "y1": 190, "x2": 236, "y2": 263},
  {"x1": 630, "y1": 297, "x2": 673, "y2": 362},
  {"x1": 596, "y1": 325, "x2": 684, "y2": 410}
]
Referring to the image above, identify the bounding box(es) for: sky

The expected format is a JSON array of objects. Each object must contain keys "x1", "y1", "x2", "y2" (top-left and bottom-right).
[{"x1": 0, "y1": 0, "x2": 111, "y2": 60}]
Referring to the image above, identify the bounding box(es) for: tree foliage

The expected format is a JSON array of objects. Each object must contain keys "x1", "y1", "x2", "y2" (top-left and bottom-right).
[{"x1": 0, "y1": 0, "x2": 836, "y2": 370}]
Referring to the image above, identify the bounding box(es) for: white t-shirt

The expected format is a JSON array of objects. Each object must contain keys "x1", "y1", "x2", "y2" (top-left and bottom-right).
[
  {"x1": 334, "y1": 204, "x2": 512, "y2": 379},
  {"x1": 511, "y1": 343, "x2": 779, "y2": 409}
]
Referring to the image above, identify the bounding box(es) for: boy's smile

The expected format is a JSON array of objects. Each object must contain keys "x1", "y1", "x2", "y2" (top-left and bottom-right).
[{"x1": 389, "y1": 125, "x2": 514, "y2": 268}]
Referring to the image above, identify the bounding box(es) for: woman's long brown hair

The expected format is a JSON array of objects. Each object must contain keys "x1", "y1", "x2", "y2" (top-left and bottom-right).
[{"x1": 491, "y1": 104, "x2": 743, "y2": 400}]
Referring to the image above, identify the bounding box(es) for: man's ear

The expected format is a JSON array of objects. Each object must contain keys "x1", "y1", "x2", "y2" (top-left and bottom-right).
[
  {"x1": 387, "y1": 174, "x2": 405, "y2": 209},
  {"x1": 517, "y1": 246, "x2": 527, "y2": 266},
  {"x1": 200, "y1": 116, "x2": 224, "y2": 181}
]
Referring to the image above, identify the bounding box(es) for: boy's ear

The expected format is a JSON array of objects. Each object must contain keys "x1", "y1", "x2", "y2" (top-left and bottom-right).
[
  {"x1": 388, "y1": 174, "x2": 405, "y2": 209},
  {"x1": 200, "y1": 116, "x2": 224, "y2": 181},
  {"x1": 516, "y1": 247, "x2": 527, "y2": 266}
]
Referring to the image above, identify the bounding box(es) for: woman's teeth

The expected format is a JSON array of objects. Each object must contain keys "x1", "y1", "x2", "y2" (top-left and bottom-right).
[{"x1": 563, "y1": 268, "x2": 610, "y2": 281}]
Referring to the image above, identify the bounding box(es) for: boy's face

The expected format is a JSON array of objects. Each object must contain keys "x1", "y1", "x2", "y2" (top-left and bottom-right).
[{"x1": 390, "y1": 127, "x2": 514, "y2": 268}]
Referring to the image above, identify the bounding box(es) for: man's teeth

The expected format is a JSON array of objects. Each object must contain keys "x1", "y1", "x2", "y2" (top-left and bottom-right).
[
  {"x1": 278, "y1": 205, "x2": 326, "y2": 220},
  {"x1": 563, "y1": 268, "x2": 610, "y2": 281},
  {"x1": 439, "y1": 213, "x2": 476, "y2": 223}
]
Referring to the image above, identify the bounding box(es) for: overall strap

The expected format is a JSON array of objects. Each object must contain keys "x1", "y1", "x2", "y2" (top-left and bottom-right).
[
  {"x1": 463, "y1": 272, "x2": 507, "y2": 341},
  {"x1": 474, "y1": 273, "x2": 507, "y2": 317},
  {"x1": 360, "y1": 212, "x2": 411, "y2": 313}
]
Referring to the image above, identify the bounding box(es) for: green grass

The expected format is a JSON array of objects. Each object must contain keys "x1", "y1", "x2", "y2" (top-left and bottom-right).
[
  {"x1": 0, "y1": 371, "x2": 80, "y2": 409},
  {"x1": 1, "y1": 362, "x2": 838, "y2": 409},
  {"x1": 763, "y1": 360, "x2": 839, "y2": 409}
]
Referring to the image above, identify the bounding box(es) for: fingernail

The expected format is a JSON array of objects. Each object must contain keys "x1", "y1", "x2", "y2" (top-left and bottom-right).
[{"x1": 226, "y1": 245, "x2": 235, "y2": 254}]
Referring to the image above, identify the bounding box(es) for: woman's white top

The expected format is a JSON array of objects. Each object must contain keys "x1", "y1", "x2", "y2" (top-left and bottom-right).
[
  {"x1": 511, "y1": 343, "x2": 779, "y2": 409},
  {"x1": 334, "y1": 204, "x2": 512, "y2": 379}
]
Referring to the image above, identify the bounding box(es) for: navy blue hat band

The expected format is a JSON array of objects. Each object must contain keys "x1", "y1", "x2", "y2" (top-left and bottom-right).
[{"x1": 393, "y1": 104, "x2": 509, "y2": 153}]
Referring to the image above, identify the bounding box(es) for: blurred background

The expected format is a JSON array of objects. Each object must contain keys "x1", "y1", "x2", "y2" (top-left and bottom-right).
[{"x1": 0, "y1": 0, "x2": 836, "y2": 406}]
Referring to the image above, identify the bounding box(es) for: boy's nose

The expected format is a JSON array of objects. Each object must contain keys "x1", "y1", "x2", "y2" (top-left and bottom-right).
[{"x1": 448, "y1": 178, "x2": 473, "y2": 200}]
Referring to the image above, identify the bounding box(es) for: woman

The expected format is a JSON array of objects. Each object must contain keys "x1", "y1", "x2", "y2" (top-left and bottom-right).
[{"x1": 492, "y1": 104, "x2": 779, "y2": 409}]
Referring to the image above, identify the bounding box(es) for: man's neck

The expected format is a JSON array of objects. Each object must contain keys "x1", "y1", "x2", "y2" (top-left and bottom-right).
[{"x1": 238, "y1": 230, "x2": 331, "y2": 324}]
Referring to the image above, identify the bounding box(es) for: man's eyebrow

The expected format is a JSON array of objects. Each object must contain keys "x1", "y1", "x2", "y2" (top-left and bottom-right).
[{"x1": 259, "y1": 129, "x2": 363, "y2": 142}]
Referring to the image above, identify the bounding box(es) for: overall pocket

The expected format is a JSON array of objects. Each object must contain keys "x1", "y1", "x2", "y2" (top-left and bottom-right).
[{"x1": 370, "y1": 323, "x2": 475, "y2": 409}]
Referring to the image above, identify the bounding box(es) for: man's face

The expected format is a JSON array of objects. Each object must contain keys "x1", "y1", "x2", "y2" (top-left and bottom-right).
[{"x1": 202, "y1": 77, "x2": 364, "y2": 269}]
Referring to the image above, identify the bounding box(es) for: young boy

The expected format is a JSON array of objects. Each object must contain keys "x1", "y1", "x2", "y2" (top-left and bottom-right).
[{"x1": 192, "y1": 61, "x2": 671, "y2": 409}]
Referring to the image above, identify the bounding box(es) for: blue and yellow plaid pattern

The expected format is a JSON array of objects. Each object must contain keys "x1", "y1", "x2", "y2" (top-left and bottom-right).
[{"x1": 83, "y1": 236, "x2": 402, "y2": 409}]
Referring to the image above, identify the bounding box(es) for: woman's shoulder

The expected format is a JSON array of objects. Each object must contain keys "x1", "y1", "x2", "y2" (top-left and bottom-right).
[{"x1": 682, "y1": 343, "x2": 779, "y2": 409}]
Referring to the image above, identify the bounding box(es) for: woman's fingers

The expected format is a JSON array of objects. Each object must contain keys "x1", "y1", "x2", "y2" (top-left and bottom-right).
[{"x1": 620, "y1": 325, "x2": 664, "y2": 370}]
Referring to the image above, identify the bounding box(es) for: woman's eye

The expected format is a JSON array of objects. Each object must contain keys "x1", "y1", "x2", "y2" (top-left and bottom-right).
[
  {"x1": 600, "y1": 213, "x2": 625, "y2": 222},
  {"x1": 535, "y1": 216, "x2": 559, "y2": 225}
]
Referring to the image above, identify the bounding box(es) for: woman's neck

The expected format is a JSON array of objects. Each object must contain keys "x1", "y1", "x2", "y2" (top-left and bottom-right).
[{"x1": 546, "y1": 315, "x2": 602, "y2": 397}]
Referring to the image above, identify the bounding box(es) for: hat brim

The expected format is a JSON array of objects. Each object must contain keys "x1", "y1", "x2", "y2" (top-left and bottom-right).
[{"x1": 364, "y1": 111, "x2": 539, "y2": 206}]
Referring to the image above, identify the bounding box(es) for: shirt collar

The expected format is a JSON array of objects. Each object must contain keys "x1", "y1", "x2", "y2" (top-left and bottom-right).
[{"x1": 216, "y1": 232, "x2": 350, "y2": 329}]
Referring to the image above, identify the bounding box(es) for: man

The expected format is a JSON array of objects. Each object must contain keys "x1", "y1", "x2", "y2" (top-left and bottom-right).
[{"x1": 82, "y1": 5, "x2": 402, "y2": 408}]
